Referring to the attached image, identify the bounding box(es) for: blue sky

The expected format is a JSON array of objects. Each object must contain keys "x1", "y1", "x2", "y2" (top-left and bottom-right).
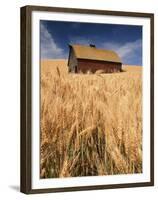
[{"x1": 40, "y1": 20, "x2": 142, "y2": 65}]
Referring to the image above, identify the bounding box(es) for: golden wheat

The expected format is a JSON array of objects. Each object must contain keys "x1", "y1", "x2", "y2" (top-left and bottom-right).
[{"x1": 40, "y1": 59, "x2": 142, "y2": 178}]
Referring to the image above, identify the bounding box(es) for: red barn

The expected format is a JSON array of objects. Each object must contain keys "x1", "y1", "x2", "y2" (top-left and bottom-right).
[{"x1": 68, "y1": 44, "x2": 122, "y2": 73}]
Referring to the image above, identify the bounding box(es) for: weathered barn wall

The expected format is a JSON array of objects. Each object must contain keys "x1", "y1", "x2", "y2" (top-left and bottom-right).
[
  {"x1": 77, "y1": 59, "x2": 122, "y2": 73},
  {"x1": 68, "y1": 48, "x2": 77, "y2": 72}
]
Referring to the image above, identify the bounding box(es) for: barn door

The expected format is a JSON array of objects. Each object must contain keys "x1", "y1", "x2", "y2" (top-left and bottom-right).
[{"x1": 75, "y1": 65, "x2": 78, "y2": 73}]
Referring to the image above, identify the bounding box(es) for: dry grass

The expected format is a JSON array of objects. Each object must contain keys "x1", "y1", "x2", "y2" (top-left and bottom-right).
[{"x1": 40, "y1": 59, "x2": 142, "y2": 178}]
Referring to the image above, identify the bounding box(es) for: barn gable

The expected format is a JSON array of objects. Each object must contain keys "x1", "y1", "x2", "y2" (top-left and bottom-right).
[{"x1": 68, "y1": 46, "x2": 78, "y2": 72}]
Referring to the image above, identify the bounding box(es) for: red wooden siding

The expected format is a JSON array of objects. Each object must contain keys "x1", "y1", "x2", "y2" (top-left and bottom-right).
[{"x1": 77, "y1": 59, "x2": 122, "y2": 73}]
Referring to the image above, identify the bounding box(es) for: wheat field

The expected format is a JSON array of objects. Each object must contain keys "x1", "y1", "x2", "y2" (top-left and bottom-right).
[{"x1": 40, "y1": 59, "x2": 142, "y2": 178}]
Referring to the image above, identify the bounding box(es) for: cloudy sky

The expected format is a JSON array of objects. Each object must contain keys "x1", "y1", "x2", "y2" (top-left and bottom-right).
[{"x1": 40, "y1": 20, "x2": 142, "y2": 65}]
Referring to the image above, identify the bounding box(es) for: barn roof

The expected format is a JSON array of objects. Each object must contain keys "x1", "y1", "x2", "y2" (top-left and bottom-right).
[{"x1": 70, "y1": 44, "x2": 121, "y2": 63}]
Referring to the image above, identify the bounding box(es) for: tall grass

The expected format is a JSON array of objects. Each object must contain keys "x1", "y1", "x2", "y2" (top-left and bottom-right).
[{"x1": 40, "y1": 60, "x2": 142, "y2": 178}]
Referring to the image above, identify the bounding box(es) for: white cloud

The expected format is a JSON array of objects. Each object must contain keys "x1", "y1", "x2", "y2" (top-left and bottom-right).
[
  {"x1": 102, "y1": 39, "x2": 142, "y2": 65},
  {"x1": 40, "y1": 24, "x2": 65, "y2": 59},
  {"x1": 69, "y1": 36, "x2": 91, "y2": 46}
]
